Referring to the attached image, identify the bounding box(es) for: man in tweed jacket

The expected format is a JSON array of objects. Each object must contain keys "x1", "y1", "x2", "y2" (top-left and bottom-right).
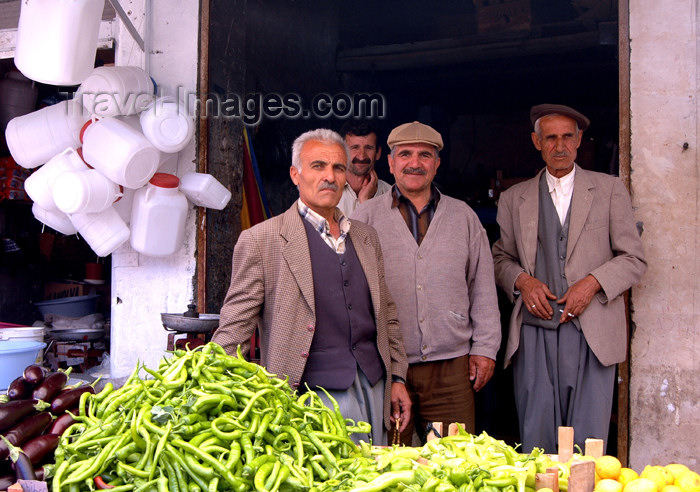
[
  {"x1": 352, "y1": 122, "x2": 501, "y2": 446},
  {"x1": 213, "y1": 129, "x2": 411, "y2": 445},
  {"x1": 492, "y1": 104, "x2": 646, "y2": 453}
]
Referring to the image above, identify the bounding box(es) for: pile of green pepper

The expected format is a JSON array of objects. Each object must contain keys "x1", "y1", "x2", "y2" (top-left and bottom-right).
[
  {"x1": 50, "y1": 342, "x2": 569, "y2": 492},
  {"x1": 52, "y1": 343, "x2": 372, "y2": 492}
]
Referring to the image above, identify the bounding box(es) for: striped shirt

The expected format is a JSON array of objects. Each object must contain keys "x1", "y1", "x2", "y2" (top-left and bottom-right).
[
  {"x1": 390, "y1": 185, "x2": 441, "y2": 245},
  {"x1": 297, "y1": 199, "x2": 350, "y2": 254}
]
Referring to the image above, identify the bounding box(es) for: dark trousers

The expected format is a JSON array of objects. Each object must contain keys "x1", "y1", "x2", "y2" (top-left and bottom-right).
[
  {"x1": 513, "y1": 322, "x2": 615, "y2": 454},
  {"x1": 400, "y1": 354, "x2": 475, "y2": 446}
]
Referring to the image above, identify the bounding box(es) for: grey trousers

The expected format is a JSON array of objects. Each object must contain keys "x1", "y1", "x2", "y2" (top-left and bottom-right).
[
  {"x1": 317, "y1": 367, "x2": 387, "y2": 446},
  {"x1": 512, "y1": 322, "x2": 615, "y2": 454}
]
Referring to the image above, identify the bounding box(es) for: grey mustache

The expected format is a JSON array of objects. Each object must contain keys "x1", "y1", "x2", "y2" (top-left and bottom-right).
[
  {"x1": 403, "y1": 167, "x2": 427, "y2": 175},
  {"x1": 318, "y1": 181, "x2": 339, "y2": 191}
]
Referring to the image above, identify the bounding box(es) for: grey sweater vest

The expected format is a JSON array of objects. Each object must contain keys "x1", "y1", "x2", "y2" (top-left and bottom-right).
[
  {"x1": 300, "y1": 219, "x2": 384, "y2": 390},
  {"x1": 521, "y1": 174, "x2": 576, "y2": 329}
]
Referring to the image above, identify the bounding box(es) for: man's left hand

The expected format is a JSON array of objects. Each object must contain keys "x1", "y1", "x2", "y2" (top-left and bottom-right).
[
  {"x1": 469, "y1": 355, "x2": 495, "y2": 392},
  {"x1": 556, "y1": 274, "x2": 602, "y2": 323},
  {"x1": 357, "y1": 170, "x2": 379, "y2": 203},
  {"x1": 390, "y1": 381, "x2": 412, "y2": 432}
]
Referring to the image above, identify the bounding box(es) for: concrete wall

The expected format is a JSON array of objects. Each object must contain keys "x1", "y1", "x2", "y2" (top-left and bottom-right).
[
  {"x1": 628, "y1": 0, "x2": 700, "y2": 470},
  {"x1": 110, "y1": 0, "x2": 199, "y2": 378}
]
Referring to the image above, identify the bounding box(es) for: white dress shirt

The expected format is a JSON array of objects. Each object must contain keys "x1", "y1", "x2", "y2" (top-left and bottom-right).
[{"x1": 545, "y1": 166, "x2": 576, "y2": 225}]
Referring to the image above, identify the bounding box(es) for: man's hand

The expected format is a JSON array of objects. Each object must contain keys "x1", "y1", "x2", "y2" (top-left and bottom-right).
[
  {"x1": 357, "y1": 170, "x2": 379, "y2": 203},
  {"x1": 468, "y1": 355, "x2": 495, "y2": 392},
  {"x1": 390, "y1": 381, "x2": 412, "y2": 432},
  {"x1": 556, "y1": 274, "x2": 601, "y2": 323},
  {"x1": 515, "y1": 273, "x2": 557, "y2": 319}
]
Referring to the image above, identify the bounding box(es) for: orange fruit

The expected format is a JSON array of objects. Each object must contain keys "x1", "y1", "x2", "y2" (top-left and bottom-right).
[
  {"x1": 597, "y1": 456, "x2": 623, "y2": 481},
  {"x1": 620, "y1": 468, "x2": 641, "y2": 488},
  {"x1": 665, "y1": 465, "x2": 691, "y2": 483},
  {"x1": 642, "y1": 466, "x2": 671, "y2": 492}
]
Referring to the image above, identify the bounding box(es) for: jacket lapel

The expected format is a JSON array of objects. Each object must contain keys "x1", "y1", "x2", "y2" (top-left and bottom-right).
[
  {"x1": 567, "y1": 165, "x2": 594, "y2": 258},
  {"x1": 518, "y1": 169, "x2": 543, "y2": 274},
  {"x1": 280, "y1": 204, "x2": 315, "y2": 315},
  {"x1": 349, "y1": 226, "x2": 380, "y2": 316}
]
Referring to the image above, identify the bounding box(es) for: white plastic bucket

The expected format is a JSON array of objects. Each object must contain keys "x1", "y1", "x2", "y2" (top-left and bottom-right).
[
  {"x1": 139, "y1": 97, "x2": 194, "y2": 153},
  {"x1": 24, "y1": 147, "x2": 89, "y2": 211},
  {"x1": 53, "y1": 169, "x2": 122, "y2": 214},
  {"x1": 130, "y1": 173, "x2": 189, "y2": 256},
  {"x1": 77, "y1": 66, "x2": 155, "y2": 117},
  {"x1": 71, "y1": 206, "x2": 130, "y2": 257},
  {"x1": 179, "y1": 172, "x2": 232, "y2": 210},
  {"x1": 0, "y1": 326, "x2": 46, "y2": 363},
  {"x1": 5, "y1": 99, "x2": 87, "y2": 169},
  {"x1": 14, "y1": 0, "x2": 105, "y2": 86},
  {"x1": 0, "y1": 341, "x2": 47, "y2": 390},
  {"x1": 81, "y1": 118, "x2": 161, "y2": 189},
  {"x1": 32, "y1": 202, "x2": 78, "y2": 235}
]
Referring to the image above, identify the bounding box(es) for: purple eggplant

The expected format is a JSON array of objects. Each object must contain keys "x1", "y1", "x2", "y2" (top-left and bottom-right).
[
  {"x1": 21, "y1": 434, "x2": 60, "y2": 465},
  {"x1": 7, "y1": 377, "x2": 31, "y2": 401},
  {"x1": 0, "y1": 412, "x2": 52, "y2": 460},
  {"x1": 22, "y1": 365, "x2": 47, "y2": 386},
  {"x1": 32, "y1": 371, "x2": 68, "y2": 402},
  {"x1": 50, "y1": 385, "x2": 95, "y2": 415},
  {"x1": 0, "y1": 399, "x2": 43, "y2": 433},
  {"x1": 47, "y1": 411, "x2": 78, "y2": 436}
]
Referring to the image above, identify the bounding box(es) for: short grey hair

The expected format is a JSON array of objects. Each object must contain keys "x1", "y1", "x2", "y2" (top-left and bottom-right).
[
  {"x1": 291, "y1": 129, "x2": 349, "y2": 171},
  {"x1": 534, "y1": 115, "x2": 580, "y2": 138}
]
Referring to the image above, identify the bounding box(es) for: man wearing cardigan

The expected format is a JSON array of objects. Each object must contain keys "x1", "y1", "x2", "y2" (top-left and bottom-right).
[
  {"x1": 352, "y1": 121, "x2": 501, "y2": 445},
  {"x1": 492, "y1": 104, "x2": 646, "y2": 453},
  {"x1": 214, "y1": 129, "x2": 411, "y2": 445}
]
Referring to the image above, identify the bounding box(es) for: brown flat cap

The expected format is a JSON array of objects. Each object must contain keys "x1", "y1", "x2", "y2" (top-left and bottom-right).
[
  {"x1": 530, "y1": 104, "x2": 590, "y2": 131},
  {"x1": 387, "y1": 121, "x2": 444, "y2": 150}
]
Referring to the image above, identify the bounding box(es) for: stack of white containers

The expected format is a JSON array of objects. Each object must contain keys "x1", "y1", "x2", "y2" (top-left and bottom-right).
[{"x1": 5, "y1": 67, "x2": 232, "y2": 258}]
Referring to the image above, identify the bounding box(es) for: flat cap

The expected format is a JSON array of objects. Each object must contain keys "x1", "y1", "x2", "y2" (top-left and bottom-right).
[
  {"x1": 387, "y1": 121, "x2": 444, "y2": 151},
  {"x1": 530, "y1": 104, "x2": 590, "y2": 131}
]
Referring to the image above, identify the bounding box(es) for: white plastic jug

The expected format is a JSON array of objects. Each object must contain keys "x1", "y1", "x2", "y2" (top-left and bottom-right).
[
  {"x1": 5, "y1": 99, "x2": 87, "y2": 169},
  {"x1": 32, "y1": 203, "x2": 78, "y2": 235},
  {"x1": 71, "y1": 206, "x2": 130, "y2": 257},
  {"x1": 77, "y1": 66, "x2": 155, "y2": 117},
  {"x1": 14, "y1": 0, "x2": 105, "y2": 86},
  {"x1": 53, "y1": 169, "x2": 122, "y2": 214},
  {"x1": 130, "y1": 173, "x2": 189, "y2": 257},
  {"x1": 139, "y1": 96, "x2": 194, "y2": 153},
  {"x1": 23, "y1": 147, "x2": 89, "y2": 211},
  {"x1": 112, "y1": 186, "x2": 135, "y2": 225},
  {"x1": 179, "y1": 172, "x2": 232, "y2": 210},
  {"x1": 81, "y1": 117, "x2": 161, "y2": 189}
]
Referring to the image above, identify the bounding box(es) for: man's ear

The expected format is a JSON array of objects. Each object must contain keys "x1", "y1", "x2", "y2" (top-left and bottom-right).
[
  {"x1": 290, "y1": 165, "x2": 299, "y2": 186},
  {"x1": 531, "y1": 132, "x2": 542, "y2": 151},
  {"x1": 376, "y1": 145, "x2": 382, "y2": 161}
]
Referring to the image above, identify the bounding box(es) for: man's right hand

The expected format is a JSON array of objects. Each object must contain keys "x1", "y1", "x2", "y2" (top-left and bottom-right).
[{"x1": 515, "y1": 273, "x2": 557, "y2": 320}]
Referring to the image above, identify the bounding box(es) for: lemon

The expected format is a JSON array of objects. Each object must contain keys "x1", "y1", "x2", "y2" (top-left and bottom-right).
[
  {"x1": 642, "y1": 465, "x2": 671, "y2": 492},
  {"x1": 666, "y1": 465, "x2": 691, "y2": 483},
  {"x1": 597, "y1": 456, "x2": 623, "y2": 481},
  {"x1": 597, "y1": 479, "x2": 624, "y2": 492},
  {"x1": 620, "y1": 468, "x2": 641, "y2": 487},
  {"x1": 624, "y1": 478, "x2": 661, "y2": 492},
  {"x1": 675, "y1": 470, "x2": 700, "y2": 492}
]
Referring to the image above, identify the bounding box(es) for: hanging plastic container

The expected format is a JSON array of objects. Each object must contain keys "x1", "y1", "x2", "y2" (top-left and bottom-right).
[
  {"x1": 139, "y1": 96, "x2": 194, "y2": 153},
  {"x1": 5, "y1": 99, "x2": 87, "y2": 169},
  {"x1": 179, "y1": 172, "x2": 232, "y2": 210},
  {"x1": 130, "y1": 173, "x2": 188, "y2": 256},
  {"x1": 14, "y1": 0, "x2": 105, "y2": 86},
  {"x1": 113, "y1": 186, "x2": 135, "y2": 225},
  {"x1": 32, "y1": 203, "x2": 78, "y2": 235},
  {"x1": 71, "y1": 206, "x2": 130, "y2": 257},
  {"x1": 81, "y1": 118, "x2": 161, "y2": 189},
  {"x1": 24, "y1": 147, "x2": 89, "y2": 211},
  {"x1": 53, "y1": 169, "x2": 122, "y2": 214},
  {"x1": 77, "y1": 66, "x2": 155, "y2": 117}
]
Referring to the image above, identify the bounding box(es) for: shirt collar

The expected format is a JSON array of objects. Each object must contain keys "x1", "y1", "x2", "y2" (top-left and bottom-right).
[
  {"x1": 390, "y1": 184, "x2": 441, "y2": 210},
  {"x1": 545, "y1": 165, "x2": 576, "y2": 194},
  {"x1": 296, "y1": 199, "x2": 350, "y2": 236}
]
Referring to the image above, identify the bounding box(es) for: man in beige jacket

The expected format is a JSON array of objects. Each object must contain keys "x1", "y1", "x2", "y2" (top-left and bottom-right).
[
  {"x1": 213, "y1": 128, "x2": 410, "y2": 445},
  {"x1": 492, "y1": 104, "x2": 647, "y2": 453}
]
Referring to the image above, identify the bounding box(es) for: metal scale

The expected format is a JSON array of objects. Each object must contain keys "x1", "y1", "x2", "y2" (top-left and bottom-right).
[{"x1": 161, "y1": 304, "x2": 219, "y2": 351}]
